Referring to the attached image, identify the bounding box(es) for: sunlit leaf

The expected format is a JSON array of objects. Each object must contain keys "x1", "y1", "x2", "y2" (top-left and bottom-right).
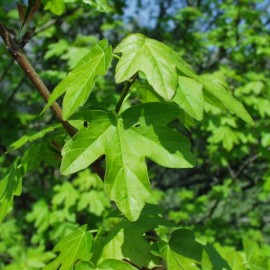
[
  {"x1": 75, "y1": 259, "x2": 137, "y2": 270},
  {"x1": 43, "y1": 40, "x2": 112, "y2": 120},
  {"x1": 200, "y1": 76, "x2": 254, "y2": 125},
  {"x1": 44, "y1": 0, "x2": 65, "y2": 15},
  {"x1": 61, "y1": 103, "x2": 195, "y2": 220},
  {"x1": 44, "y1": 225, "x2": 93, "y2": 270},
  {"x1": 173, "y1": 76, "x2": 204, "y2": 121},
  {"x1": 114, "y1": 33, "x2": 196, "y2": 100}
]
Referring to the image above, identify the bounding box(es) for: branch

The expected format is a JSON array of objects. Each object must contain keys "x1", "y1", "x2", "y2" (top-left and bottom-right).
[
  {"x1": 0, "y1": 22, "x2": 105, "y2": 179},
  {"x1": 0, "y1": 22, "x2": 77, "y2": 136}
]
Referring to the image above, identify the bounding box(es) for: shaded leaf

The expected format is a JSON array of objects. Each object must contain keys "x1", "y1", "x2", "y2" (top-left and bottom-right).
[
  {"x1": 8, "y1": 123, "x2": 62, "y2": 152},
  {"x1": 0, "y1": 159, "x2": 22, "y2": 222},
  {"x1": 158, "y1": 229, "x2": 205, "y2": 270},
  {"x1": 95, "y1": 205, "x2": 167, "y2": 268},
  {"x1": 205, "y1": 244, "x2": 232, "y2": 270}
]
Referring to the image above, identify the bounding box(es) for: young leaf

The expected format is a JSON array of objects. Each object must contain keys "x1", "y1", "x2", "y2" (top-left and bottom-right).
[
  {"x1": 0, "y1": 159, "x2": 22, "y2": 222},
  {"x1": 114, "y1": 33, "x2": 195, "y2": 100},
  {"x1": 61, "y1": 103, "x2": 195, "y2": 221},
  {"x1": 43, "y1": 40, "x2": 112, "y2": 120},
  {"x1": 44, "y1": 225, "x2": 93, "y2": 270}
]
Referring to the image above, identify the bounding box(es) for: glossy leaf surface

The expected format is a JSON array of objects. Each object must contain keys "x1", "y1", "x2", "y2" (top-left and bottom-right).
[
  {"x1": 114, "y1": 33, "x2": 195, "y2": 100},
  {"x1": 61, "y1": 103, "x2": 195, "y2": 220}
]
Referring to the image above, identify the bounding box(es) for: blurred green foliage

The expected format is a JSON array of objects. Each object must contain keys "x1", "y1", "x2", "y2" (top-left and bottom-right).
[{"x1": 0, "y1": 0, "x2": 270, "y2": 269}]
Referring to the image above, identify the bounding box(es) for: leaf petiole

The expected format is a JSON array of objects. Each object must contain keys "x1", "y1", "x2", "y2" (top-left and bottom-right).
[
  {"x1": 115, "y1": 76, "x2": 136, "y2": 114},
  {"x1": 112, "y1": 53, "x2": 121, "y2": 60}
]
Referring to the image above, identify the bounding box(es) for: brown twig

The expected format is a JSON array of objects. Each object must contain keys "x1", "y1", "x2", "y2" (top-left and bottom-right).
[
  {"x1": 0, "y1": 22, "x2": 77, "y2": 136},
  {"x1": 0, "y1": 22, "x2": 105, "y2": 179}
]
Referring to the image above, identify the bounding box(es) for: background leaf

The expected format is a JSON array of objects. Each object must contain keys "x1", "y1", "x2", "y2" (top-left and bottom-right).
[{"x1": 0, "y1": 159, "x2": 22, "y2": 222}]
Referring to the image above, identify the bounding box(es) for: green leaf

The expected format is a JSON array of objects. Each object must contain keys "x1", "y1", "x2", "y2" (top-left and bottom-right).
[
  {"x1": 209, "y1": 126, "x2": 239, "y2": 151},
  {"x1": 64, "y1": 0, "x2": 114, "y2": 12},
  {"x1": 204, "y1": 244, "x2": 232, "y2": 270},
  {"x1": 52, "y1": 182, "x2": 79, "y2": 208},
  {"x1": 21, "y1": 141, "x2": 61, "y2": 171},
  {"x1": 44, "y1": 0, "x2": 66, "y2": 15},
  {"x1": 173, "y1": 76, "x2": 204, "y2": 121},
  {"x1": 44, "y1": 225, "x2": 93, "y2": 270},
  {"x1": 225, "y1": 250, "x2": 246, "y2": 270},
  {"x1": 98, "y1": 226, "x2": 157, "y2": 268},
  {"x1": 158, "y1": 229, "x2": 204, "y2": 270},
  {"x1": 0, "y1": 159, "x2": 22, "y2": 222},
  {"x1": 243, "y1": 238, "x2": 269, "y2": 270},
  {"x1": 61, "y1": 103, "x2": 195, "y2": 221},
  {"x1": 95, "y1": 206, "x2": 167, "y2": 268},
  {"x1": 114, "y1": 34, "x2": 196, "y2": 100},
  {"x1": 43, "y1": 40, "x2": 112, "y2": 120},
  {"x1": 80, "y1": 0, "x2": 114, "y2": 12},
  {"x1": 7, "y1": 124, "x2": 62, "y2": 152},
  {"x1": 75, "y1": 259, "x2": 137, "y2": 270},
  {"x1": 158, "y1": 241, "x2": 200, "y2": 270},
  {"x1": 169, "y1": 229, "x2": 203, "y2": 261},
  {"x1": 200, "y1": 76, "x2": 254, "y2": 125},
  {"x1": 75, "y1": 261, "x2": 96, "y2": 269},
  {"x1": 77, "y1": 190, "x2": 110, "y2": 216}
]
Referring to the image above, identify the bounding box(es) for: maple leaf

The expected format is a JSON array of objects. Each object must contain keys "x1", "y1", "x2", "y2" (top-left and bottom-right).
[
  {"x1": 44, "y1": 225, "x2": 93, "y2": 270},
  {"x1": 43, "y1": 40, "x2": 112, "y2": 120},
  {"x1": 61, "y1": 103, "x2": 195, "y2": 220}
]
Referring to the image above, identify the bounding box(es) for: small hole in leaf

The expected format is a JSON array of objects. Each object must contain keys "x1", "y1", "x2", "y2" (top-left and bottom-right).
[
  {"x1": 134, "y1": 123, "x2": 141, "y2": 128},
  {"x1": 83, "y1": 121, "x2": 88, "y2": 128}
]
